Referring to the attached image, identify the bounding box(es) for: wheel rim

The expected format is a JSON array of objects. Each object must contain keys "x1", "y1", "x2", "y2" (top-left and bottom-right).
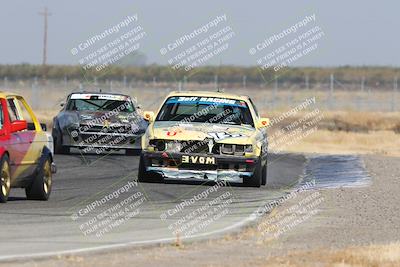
[
  {"x1": 1, "y1": 162, "x2": 10, "y2": 197},
  {"x1": 43, "y1": 161, "x2": 52, "y2": 194}
]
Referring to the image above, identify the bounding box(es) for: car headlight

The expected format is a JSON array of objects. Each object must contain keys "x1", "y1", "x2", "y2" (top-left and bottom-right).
[
  {"x1": 149, "y1": 139, "x2": 166, "y2": 151},
  {"x1": 221, "y1": 144, "x2": 234, "y2": 154},
  {"x1": 220, "y1": 144, "x2": 253, "y2": 155},
  {"x1": 244, "y1": 145, "x2": 253, "y2": 153}
]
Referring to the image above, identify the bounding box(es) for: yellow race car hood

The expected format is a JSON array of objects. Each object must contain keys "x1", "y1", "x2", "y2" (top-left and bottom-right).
[{"x1": 150, "y1": 121, "x2": 257, "y2": 144}]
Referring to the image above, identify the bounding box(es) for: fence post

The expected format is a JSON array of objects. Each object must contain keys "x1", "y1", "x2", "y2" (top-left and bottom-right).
[
  {"x1": 392, "y1": 76, "x2": 398, "y2": 112},
  {"x1": 328, "y1": 73, "x2": 334, "y2": 109}
]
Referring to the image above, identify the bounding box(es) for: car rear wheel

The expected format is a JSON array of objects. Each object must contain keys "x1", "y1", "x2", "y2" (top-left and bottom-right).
[
  {"x1": 26, "y1": 156, "x2": 52, "y2": 200},
  {"x1": 0, "y1": 155, "x2": 11, "y2": 203},
  {"x1": 244, "y1": 159, "x2": 262, "y2": 188}
]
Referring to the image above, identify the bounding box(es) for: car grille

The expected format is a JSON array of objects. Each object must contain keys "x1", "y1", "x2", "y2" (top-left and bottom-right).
[
  {"x1": 150, "y1": 140, "x2": 249, "y2": 156},
  {"x1": 79, "y1": 124, "x2": 136, "y2": 135}
]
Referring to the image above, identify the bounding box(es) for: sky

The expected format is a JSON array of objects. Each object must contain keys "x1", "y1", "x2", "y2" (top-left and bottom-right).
[{"x1": 0, "y1": 0, "x2": 399, "y2": 66}]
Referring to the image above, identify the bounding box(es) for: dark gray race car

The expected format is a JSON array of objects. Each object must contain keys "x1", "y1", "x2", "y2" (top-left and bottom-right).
[{"x1": 52, "y1": 92, "x2": 148, "y2": 155}]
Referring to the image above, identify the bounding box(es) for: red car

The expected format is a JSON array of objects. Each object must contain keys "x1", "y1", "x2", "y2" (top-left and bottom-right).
[{"x1": 0, "y1": 92, "x2": 56, "y2": 203}]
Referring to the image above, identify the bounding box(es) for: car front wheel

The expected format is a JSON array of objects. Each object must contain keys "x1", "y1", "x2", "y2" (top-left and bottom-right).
[
  {"x1": 244, "y1": 159, "x2": 262, "y2": 188},
  {"x1": 138, "y1": 154, "x2": 163, "y2": 183}
]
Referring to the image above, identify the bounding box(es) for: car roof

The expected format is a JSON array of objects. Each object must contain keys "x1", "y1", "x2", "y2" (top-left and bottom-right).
[
  {"x1": 165, "y1": 90, "x2": 250, "y2": 101},
  {"x1": 0, "y1": 91, "x2": 23, "y2": 98}
]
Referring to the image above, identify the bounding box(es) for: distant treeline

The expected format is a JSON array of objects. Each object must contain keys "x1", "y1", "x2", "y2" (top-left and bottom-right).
[{"x1": 1, "y1": 64, "x2": 399, "y2": 86}]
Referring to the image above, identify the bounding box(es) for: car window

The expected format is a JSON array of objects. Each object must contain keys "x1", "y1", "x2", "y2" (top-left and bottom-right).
[
  {"x1": 156, "y1": 96, "x2": 255, "y2": 127},
  {"x1": 16, "y1": 98, "x2": 35, "y2": 126},
  {"x1": 0, "y1": 102, "x2": 3, "y2": 130},
  {"x1": 248, "y1": 97, "x2": 259, "y2": 117},
  {"x1": 67, "y1": 99, "x2": 135, "y2": 112},
  {"x1": 7, "y1": 98, "x2": 21, "y2": 122}
]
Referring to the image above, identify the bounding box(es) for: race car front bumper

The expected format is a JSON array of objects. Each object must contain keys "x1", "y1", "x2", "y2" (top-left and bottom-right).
[
  {"x1": 142, "y1": 151, "x2": 259, "y2": 183},
  {"x1": 65, "y1": 131, "x2": 143, "y2": 151}
]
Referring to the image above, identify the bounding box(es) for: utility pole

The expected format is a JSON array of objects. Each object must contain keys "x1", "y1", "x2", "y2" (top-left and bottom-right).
[{"x1": 39, "y1": 7, "x2": 51, "y2": 66}]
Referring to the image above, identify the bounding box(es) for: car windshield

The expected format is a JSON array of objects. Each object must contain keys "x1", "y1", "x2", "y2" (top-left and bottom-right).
[
  {"x1": 156, "y1": 96, "x2": 254, "y2": 127},
  {"x1": 66, "y1": 95, "x2": 134, "y2": 112}
]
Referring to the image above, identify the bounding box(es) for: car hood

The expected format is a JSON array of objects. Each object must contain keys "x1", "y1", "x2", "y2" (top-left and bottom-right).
[{"x1": 151, "y1": 121, "x2": 257, "y2": 144}]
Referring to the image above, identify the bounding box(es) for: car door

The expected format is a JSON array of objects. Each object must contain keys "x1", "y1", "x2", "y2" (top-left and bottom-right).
[{"x1": 6, "y1": 97, "x2": 37, "y2": 181}]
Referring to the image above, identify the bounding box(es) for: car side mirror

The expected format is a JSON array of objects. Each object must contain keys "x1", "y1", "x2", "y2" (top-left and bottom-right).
[
  {"x1": 11, "y1": 120, "x2": 27, "y2": 133},
  {"x1": 257, "y1": 117, "x2": 270, "y2": 128},
  {"x1": 143, "y1": 111, "x2": 155, "y2": 122},
  {"x1": 40, "y1": 123, "x2": 47, "y2": 131},
  {"x1": 60, "y1": 102, "x2": 65, "y2": 107}
]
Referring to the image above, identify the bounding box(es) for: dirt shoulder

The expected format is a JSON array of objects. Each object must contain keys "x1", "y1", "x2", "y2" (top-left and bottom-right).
[{"x1": 3, "y1": 155, "x2": 400, "y2": 267}]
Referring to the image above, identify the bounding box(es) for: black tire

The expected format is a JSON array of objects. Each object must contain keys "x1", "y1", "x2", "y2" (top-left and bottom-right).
[
  {"x1": 244, "y1": 159, "x2": 262, "y2": 188},
  {"x1": 52, "y1": 121, "x2": 70, "y2": 155},
  {"x1": 125, "y1": 149, "x2": 141, "y2": 156},
  {"x1": 138, "y1": 154, "x2": 162, "y2": 183},
  {"x1": 0, "y1": 155, "x2": 11, "y2": 203},
  {"x1": 261, "y1": 153, "x2": 268, "y2": 186},
  {"x1": 25, "y1": 155, "x2": 53, "y2": 201},
  {"x1": 261, "y1": 163, "x2": 267, "y2": 186}
]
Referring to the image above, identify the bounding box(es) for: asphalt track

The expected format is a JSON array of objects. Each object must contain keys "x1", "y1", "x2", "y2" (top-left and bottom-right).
[{"x1": 0, "y1": 152, "x2": 307, "y2": 261}]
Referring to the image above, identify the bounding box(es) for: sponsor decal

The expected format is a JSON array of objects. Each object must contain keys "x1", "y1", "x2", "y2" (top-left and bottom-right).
[
  {"x1": 167, "y1": 130, "x2": 178, "y2": 136},
  {"x1": 182, "y1": 155, "x2": 216, "y2": 165},
  {"x1": 70, "y1": 93, "x2": 127, "y2": 101},
  {"x1": 166, "y1": 96, "x2": 243, "y2": 106},
  {"x1": 208, "y1": 131, "x2": 243, "y2": 140}
]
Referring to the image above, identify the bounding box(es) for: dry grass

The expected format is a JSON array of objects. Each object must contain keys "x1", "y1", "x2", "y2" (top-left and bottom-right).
[
  {"x1": 267, "y1": 111, "x2": 400, "y2": 132},
  {"x1": 262, "y1": 243, "x2": 400, "y2": 267},
  {"x1": 283, "y1": 130, "x2": 400, "y2": 157}
]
